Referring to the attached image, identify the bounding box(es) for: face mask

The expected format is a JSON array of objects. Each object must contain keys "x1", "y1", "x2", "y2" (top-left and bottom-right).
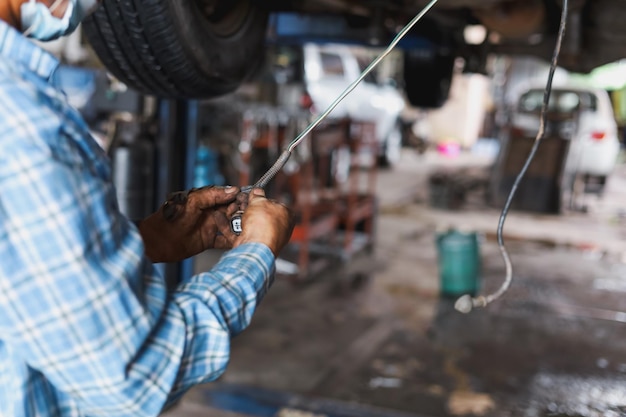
[{"x1": 21, "y1": 0, "x2": 100, "y2": 41}]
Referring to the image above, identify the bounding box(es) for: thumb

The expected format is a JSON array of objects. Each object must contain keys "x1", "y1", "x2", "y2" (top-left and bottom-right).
[{"x1": 248, "y1": 188, "x2": 266, "y2": 203}]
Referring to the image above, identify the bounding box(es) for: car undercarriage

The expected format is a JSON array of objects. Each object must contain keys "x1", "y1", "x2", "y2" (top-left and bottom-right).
[
  {"x1": 83, "y1": 0, "x2": 626, "y2": 105},
  {"x1": 263, "y1": 0, "x2": 626, "y2": 73}
]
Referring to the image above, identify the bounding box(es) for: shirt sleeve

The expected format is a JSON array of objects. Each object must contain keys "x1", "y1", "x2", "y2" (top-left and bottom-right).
[{"x1": 0, "y1": 126, "x2": 275, "y2": 416}]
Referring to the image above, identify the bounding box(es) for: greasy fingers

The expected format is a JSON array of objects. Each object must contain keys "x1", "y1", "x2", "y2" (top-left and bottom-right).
[
  {"x1": 224, "y1": 201, "x2": 241, "y2": 218},
  {"x1": 191, "y1": 186, "x2": 239, "y2": 209},
  {"x1": 235, "y1": 189, "x2": 294, "y2": 256},
  {"x1": 212, "y1": 211, "x2": 237, "y2": 249},
  {"x1": 141, "y1": 186, "x2": 241, "y2": 262},
  {"x1": 236, "y1": 190, "x2": 250, "y2": 212}
]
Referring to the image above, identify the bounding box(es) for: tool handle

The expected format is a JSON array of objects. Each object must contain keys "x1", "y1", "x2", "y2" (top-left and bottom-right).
[
  {"x1": 230, "y1": 211, "x2": 244, "y2": 235},
  {"x1": 230, "y1": 186, "x2": 253, "y2": 235}
]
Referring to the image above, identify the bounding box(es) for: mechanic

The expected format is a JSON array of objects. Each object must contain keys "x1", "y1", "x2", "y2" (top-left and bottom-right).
[{"x1": 0, "y1": 0, "x2": 294, "y2": 416}]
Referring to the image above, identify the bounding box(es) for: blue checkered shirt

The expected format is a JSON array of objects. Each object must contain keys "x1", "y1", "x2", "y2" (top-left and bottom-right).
[{"x1": 0, "y1": 21, "x2": 276, "y2": 417}]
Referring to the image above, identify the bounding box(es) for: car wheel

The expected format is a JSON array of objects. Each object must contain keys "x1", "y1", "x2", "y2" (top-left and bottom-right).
[
  {"x1": 83, "y1": 0, "x2": 268, "y2": 99},
  {"x1": 379, "y1": 124, "x2": 403, "y2": 167}
]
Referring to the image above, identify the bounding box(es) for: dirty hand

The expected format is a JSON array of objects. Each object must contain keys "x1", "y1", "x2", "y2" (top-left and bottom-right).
[
  {"x1": 234, "y1": 188, "x2": 294, "y2": 256},
  {"x1": 138, "y1": 186, "x2": 240, "y2": 263}
]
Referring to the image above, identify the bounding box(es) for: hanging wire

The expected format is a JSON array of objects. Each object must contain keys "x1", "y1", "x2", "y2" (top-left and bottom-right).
[
  {"x1": 455, "y1": 0, "x2": 570, "y2": 314},
  {"x1": 253, "y1": 0, "x2": 439, "y2": 188}
]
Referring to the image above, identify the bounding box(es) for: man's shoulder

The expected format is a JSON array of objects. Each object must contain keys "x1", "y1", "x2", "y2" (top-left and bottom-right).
[
  {"x1": 0, "y1": 69, "x2": 65, "y2": 176},
  {"x1": 0, "y1": 59, "x2": 47, "y2": 117}
]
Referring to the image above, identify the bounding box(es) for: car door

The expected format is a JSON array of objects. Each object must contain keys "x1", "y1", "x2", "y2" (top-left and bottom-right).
[{"x1": 571, "y1": 90, "x2": 620, "y2": 176}]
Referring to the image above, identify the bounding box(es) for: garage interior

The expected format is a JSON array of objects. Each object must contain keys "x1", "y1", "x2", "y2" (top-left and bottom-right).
[{"x1": 41, "y1": 1, "x2": 626, "y2": 416}]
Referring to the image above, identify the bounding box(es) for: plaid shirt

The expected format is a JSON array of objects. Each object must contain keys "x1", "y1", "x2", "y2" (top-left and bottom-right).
[{"x1": 0, "y1": 21, "x2": 275, "y2": 417}]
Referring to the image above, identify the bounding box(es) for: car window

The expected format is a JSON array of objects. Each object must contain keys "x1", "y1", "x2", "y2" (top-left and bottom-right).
[
  {"x1": 558, "y1": 92, "x2": 580, "y2": 112},
  {"x1": 518, "y1": 90, "x2": 598, "y2": 113},
  {"x1": 578, "y1": 92, "x2": 598, "y2": 111},
  {"x1": 519, "y1": 90, "x2": 544, "y2": 112},
  {"x1": 320, "y1": 52, "x2": 345, "y2": 77},
  {"x1": 356, "y1": 56, "x2": 378, "y2": 84}
]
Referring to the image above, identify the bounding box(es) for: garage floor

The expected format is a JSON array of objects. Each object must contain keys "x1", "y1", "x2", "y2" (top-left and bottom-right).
[{"x1": 164, "y1": 149, "x2": 626, "y2": 417}]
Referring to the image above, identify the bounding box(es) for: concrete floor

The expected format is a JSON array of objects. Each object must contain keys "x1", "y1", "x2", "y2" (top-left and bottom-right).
[{"x1": 164, "y1": 148, "x2": 626, "y2": 417}]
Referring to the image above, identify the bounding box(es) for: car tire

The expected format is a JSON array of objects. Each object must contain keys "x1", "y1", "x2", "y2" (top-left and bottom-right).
[
  {"x1": 83, "y1": 0, "x2": 268, "y2": 99},
  {"x1": 379, "y1": 123, "x2": 403, "y2": 167}
]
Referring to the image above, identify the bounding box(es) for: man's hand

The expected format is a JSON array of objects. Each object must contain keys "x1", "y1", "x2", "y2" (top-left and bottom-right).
[
  {"x1": 234, "y1": 189, "x2": 294, "y2": 256},
  {"x1": 138, "y1": 186, "x2": 239, "y2": 263}
]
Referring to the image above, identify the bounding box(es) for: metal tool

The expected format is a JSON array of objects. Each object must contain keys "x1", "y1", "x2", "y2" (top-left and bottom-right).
[
  {"x1": 230, "y1": 0, "x2": 440, "y2": 235},
  {"x1": 230, "y1": 185, "x2": 253, "y2": 234}
]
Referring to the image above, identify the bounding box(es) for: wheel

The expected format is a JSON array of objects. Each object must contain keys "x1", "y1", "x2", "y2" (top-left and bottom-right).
[
  {"x1": 83, "y1": 0, "x2": 268, "y2": 99},
  {"x1": 379, "y1": 123, "x2": 403, "y2": 167}
]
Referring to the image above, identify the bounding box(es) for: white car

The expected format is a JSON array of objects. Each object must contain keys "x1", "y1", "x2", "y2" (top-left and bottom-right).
[
  {"x1": 512, "y1": 86, "x2": 621, "y2": 193},
  {"x1": 268, "y1": 43, "x2": 406, "y2": 166}
]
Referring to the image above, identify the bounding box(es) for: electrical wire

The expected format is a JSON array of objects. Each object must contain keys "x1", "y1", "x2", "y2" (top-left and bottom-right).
[
  {"x1": 253, "y1": 0, "x2": 439, "y2": 188},
  {"x1": 455, "y1": 0, "x2": 570, "y2": 314}
]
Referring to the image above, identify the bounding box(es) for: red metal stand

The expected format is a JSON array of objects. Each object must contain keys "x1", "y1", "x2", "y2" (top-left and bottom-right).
[{"x1": 236, "y1": 112, "x2": 378, "y2": 280}]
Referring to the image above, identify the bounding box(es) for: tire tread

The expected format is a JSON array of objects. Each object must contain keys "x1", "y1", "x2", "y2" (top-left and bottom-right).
[{"x1": 83, "y1": 0, "x2": 267, "y2": 98}]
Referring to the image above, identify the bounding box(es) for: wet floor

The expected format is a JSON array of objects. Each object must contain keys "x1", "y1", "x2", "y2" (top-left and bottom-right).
[
  {"x1": 214, "y1": 225, "x2": 626, "y2": 417},
  {"x1": 167, "y1": 150, "x2": 626, "y2": 417}
]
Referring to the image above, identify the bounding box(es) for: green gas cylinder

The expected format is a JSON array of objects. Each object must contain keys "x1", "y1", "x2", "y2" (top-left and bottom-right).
[{"x1": 436, "y1": 229, "x2": 481, "y2": 297}]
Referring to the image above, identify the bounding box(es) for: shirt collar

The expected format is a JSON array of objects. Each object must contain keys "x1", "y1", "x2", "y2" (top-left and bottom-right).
[{"x1": 0, "y1": 19, "x2": 59, "y2": 81}]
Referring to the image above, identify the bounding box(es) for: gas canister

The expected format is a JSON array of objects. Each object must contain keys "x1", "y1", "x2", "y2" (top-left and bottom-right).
[{"x1": 436, "y1": 229, "x2": 481, "y2": 298}]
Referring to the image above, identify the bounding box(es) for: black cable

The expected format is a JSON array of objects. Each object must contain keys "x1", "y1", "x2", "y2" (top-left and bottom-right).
[{"x1": 455, "y1": 0, "x2": 570, "y2": 313}]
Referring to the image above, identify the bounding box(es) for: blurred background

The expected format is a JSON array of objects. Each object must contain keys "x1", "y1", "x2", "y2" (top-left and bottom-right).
[{"x1": 40, "y1": 2, "x2": 626, "y2": 415}]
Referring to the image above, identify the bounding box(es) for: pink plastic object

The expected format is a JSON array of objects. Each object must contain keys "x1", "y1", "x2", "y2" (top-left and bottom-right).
[{"x1": 436, "y1": 142, "x2": 461, "y2": 157}]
